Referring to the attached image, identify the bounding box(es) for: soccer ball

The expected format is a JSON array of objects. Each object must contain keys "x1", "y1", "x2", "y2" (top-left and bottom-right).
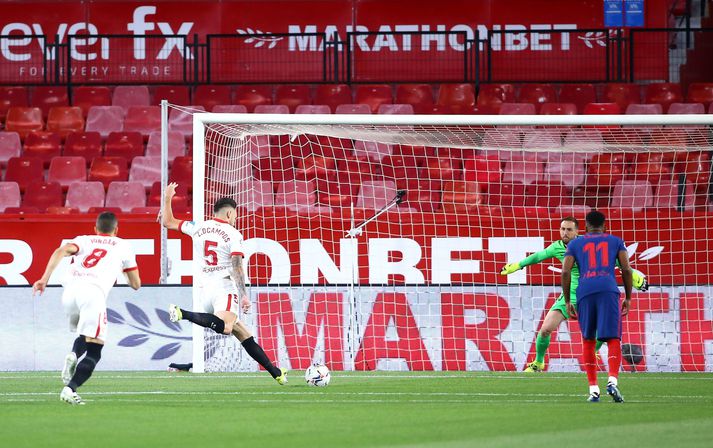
[{"x1": 304, "y1": 363, "x2": 331, "y2": 387}]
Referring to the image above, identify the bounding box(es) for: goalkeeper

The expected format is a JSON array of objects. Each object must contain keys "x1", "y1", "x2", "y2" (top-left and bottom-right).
[{"x1": 500, "y1": 217, "x2": 648, "y2": 372}]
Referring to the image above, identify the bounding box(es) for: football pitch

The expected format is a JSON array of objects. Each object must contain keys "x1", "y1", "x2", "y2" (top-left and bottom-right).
[{"x1": 1, "y1": 371, "x2": 712, "y2": 448}]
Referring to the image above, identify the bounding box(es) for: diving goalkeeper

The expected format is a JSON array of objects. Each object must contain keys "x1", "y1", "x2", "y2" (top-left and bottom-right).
[{"x1": 499, "y1": 217, "x2": 648, "y2": 372}]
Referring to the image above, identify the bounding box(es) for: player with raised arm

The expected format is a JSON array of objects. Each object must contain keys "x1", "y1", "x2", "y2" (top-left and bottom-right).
[
  {"x1": 562, "y1": 211, "x2": 632, "y2": 403},
  {"x1": 32, "y1": 212, "x2": 141, "y2": 405},
  {"x1": 161, "y1": 182, "x2": 287, "y2": 384},
  {"x1": 500, "y1": 217, "x2": 647, "y2": 372}
]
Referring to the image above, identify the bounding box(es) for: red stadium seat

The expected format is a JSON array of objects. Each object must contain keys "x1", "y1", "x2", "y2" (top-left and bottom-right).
[
  {"x1": 356, "y1": 180, "x2": 398, "y2": 209},
  {"x1": 105, "y1": 132, "x2": 144, "y2": 161},
  {"x1": 603, "y1": 83, "x2": 641, "y2": 110},
  {"x1": 522, "y1": 130, "x2": 562, "y2": 160},
  {"x1": 502, "y1": 155, "x2": 544, "y2": 185},
  {"x1": 0, "y1": 86, "x2": 28, "y2": 123},
  {"x1": 48, "y1": 157, "x2": 87, "y2": 191},
  {"x1": 46, "y1": 206, "x2": 79, "y2": 215},
  {"x1": 397, "y1": 178, "x2": 441, "y2": 211},
  {"x1": 314, "y1": 84, "x2": 352, "y2": 113},
  {"x1": 23, "y1": 131, "x2": 61, "y2": 166},
  {"x1": 23, "y1": 181, "x2": 62, "y2": 212},
  {"x1": 563, "y1": 129, "x2": 603, "y2": 159},
  {"x1": 112, "y1": 85, "x2": 150, "y2": 112},
  {"x1": 583, "y1": 103, "x2": 621, "y2": 114},
  {"x1": 544, "y1": 153, "x2": 586, "y2": 188},
  {"x1": 396, "y1": 84, "x2": 434, "y2": 114},
  {"x1": 518, "y1": 84, "x2": 557, "y2": 112},
  {"x1": 481, "y1": 129, "x2": 522, "y2": 161},
  {"x1": 168, "y1": 106, "x2": 205, "y2": 137},
  {"x1": 194, "y1": 85, "x2": 232, "y2": 111},
  {"x1": 5, "y1": 157, "x2": 43, "y2": 192},
  {"x1": 0, "y1": 182, "x2": 21, "y2": 212},
  {"x1": 47, "y1": 107, "x2": 85, "y2": 138},
  {"x1": 211, "y1": 104, "x2": 248, "y2": 113},
  {"x1": 105, "y1": 181, "x2": 146, "y2": 211},
  {"x1": 611, "y1": 180, "x2": 654, "y2": 211},
  {"x1": 353, "y1": 140, "x2": 392, "y2": 162},
  {"x1": 128, "y1": 156, "x2": 161, "y2": 190},
  {"x1": 356, "y1": 85, "x2": 393, "y2": 114},
  {"x1": 686, "y1": 83, "x2": 713, "y2": 106},
  {"x1": 0, "y1": 132, "x2": 21, "y2": 167},
  {"x1": 235, "y1": 85, "x2": 273, "y2": 112},
  {"x1": 378, "y1": 104, "x2": 414, "y2": 114},
  {"x1": 31, "y1": 86, "x2": 69, "y2": 118},
  {"x1": 252, "y1": 157, "x2": 295, "y2": 183},
  {"x1": 72, "y1": 86, "x2": 111, "y2": 117},
  {"x1": 420, "y1": 158, "x2": 462, "y2": 181},
  {"x1": 558, "y1": 84, "x2": 596, "y2": 114},
  {"x1": 146, "y1": 131, "x2": 186, "y2": 163},
  {"x1": 275, "y1": 85, "x2": 311, "y2": 113},
  {"x1": 437, "y1": 83, "x2": 475, "y2": 114},
  {"x1": 88, "y1": 156, "x2": 129, "y2": 188},
  {"x1": 654, "y1": 179, "x2": 695, "y2": 210},
  {"x1": 477, "y1": 84, "x2": 516, "y2": 112},
  {"x1": 294, "y1": 154, "x2": 336, "y2": 181},
  {"x1": 644, "y1": 83, "x2": 683, "y2": 113},
  {"x1": 381, "y1": 155, "x2": 420, "y2": 181},
  {"x1": 295, "y1": 105, "x2": 331, "y2": 114},
  {"x1": 464, "y1": 156, "x2": 502, "y2": 185},
  {"x1": 525, "y1": 181, "x2": 570, "y2": 208},
  {"x1": 539, "y1": 103, "x2": 577, "y2": 115},
  {"x1": 335, "y1": 104, "x2": 371, "y2": 114},
  {"x1": 441, "y1": 180, "x2": 483, "y2": 213},
  {"x1": 682, "y1": 151, "x2": 711, "y2": 192},
  {"x1": 153, "y1": 85, "x2": 190, "y2": 105},
  {"x1": 625, "y1": 104, "x2": 663, "y2": 114},
  {"x1": 254, "y1": 104, "x2": 289, "y2": 114},
  {"x1": 315, "y1": 173, "x2": 358, "y2": 208},
  {"x1": 4, "y1": 206, "x2": 41, "y2": 214},
  {"x1": 499, "y1": 103, "x2": 536, "y2": 115},
  {"x1": 147, "y1": 182, "x2": 190, "y2": 208},
  {"x1": 66, "y1": 182, "x2": 106, "y2": 212},
  {"x1": 123, "y1": 106, "x2": 161, "y2": 138},
  {"x1": 587, "y1": 153, "x2": 626, "y2": 189},
  {"x1": 488, "y1": 181, "x2": 527, "y2": 207},
  {"x1": 275, "y1": 179, "x2": 316, "y2": 210},
  {"x1": 85, "y1": 106, "x2": 125, "y2": 138},
  {"x1": 169, "y1": 156, "x2": 193, "y2": 187},
  {"x1": 667, "y1": 103, "x2": 705, "y2": 114},
  {"x1": 632, "y1": 152, "x2": 672, "y2": 184},
  {"x1": 63, "y1": 132, "x2": 102, "y2": 163},
  {"x1": 5, "y1": 107, "x2": 44, "y2": 139}
]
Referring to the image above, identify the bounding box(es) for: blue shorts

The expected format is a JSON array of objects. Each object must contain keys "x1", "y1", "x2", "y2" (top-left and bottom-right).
[{"x1": 576, "y1": 292, "x2": 622, "y2": 340}]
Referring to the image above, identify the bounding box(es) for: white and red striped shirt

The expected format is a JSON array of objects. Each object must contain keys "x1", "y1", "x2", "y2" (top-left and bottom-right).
[
  {"x1": 65, "y1": 234, "x2": 138, "y2": 298},
  {"x1": 180, "y1": 218, "x2": 244, "y2": 286}
]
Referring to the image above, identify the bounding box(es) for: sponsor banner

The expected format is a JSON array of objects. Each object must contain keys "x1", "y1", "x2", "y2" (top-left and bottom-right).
[{"x1": 1, "y1": 285, "x2": 710, "y2": 372}]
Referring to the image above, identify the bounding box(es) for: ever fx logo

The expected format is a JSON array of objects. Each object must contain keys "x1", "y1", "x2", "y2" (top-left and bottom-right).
[{"x1": 127, "y1": 6, "x2": 194, "y2": 60}]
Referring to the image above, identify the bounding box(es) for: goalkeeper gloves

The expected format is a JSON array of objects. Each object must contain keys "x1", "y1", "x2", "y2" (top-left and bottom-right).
[
  {"x1": 500, "y1": 262, "x2": 521, "y2": 275},
  {"x1": 632, "y1": 269, "x2": 649, "y2": 291}
]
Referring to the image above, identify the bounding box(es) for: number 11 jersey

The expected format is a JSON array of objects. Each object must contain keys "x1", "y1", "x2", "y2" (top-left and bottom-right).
[{"x1": 565, "y1": 233, "x2": 627, "y2": 298}]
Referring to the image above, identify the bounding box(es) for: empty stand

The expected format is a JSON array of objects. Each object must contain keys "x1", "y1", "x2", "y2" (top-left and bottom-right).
[
  {"x1": 603, "y1": 83, "x2": 641, "y2": 110},
  {"x1": 168, "y1": 106, "x2": 205, "y2": 136},
  {"x1": 235, "y1": 85, "x2": 273, "y2": 112},
  {"x1": 356, "y1": 180, "x2": 398, "y2": 209},
  {"x1": 112, "y1": 85, "x2": 151, "y2": 112},
  {"x1": 105, "y1": 181, "x2": 147, "y2": 211},
  {"x1": 48, "y1": 156, "x2": 87, "y2": 190},
  {"x1": 23, "y1": 181, "x2": 63, "y2": 212},
  {"x1": 583, "y1": 103, "x2": 621, "y2": 114},
  {"x1": 85, "y1": 106, "x2": 125, "y2": 138},
  {"x1": 0, "y1": 182, "x2": 21, "y2": 212},
  {"x1": 88, "y1": 156, "x2": 129, "y2": 187},
  {"x1": 123, "y1": 106, "x2": 161, "y2": 137},
  {"x1": 0, "y1": 132, "x2": 22, "y2": 167},
  {"x1": 275, "y1": 85, "x2": 311, "y2": 113},
  {"x1": 0, "y1": 86, "x2": 28, "y2": 123},
  {"x1": 72, "y1": 86, "x2": 112, "y2": 117},
  {"x1": 154, "y1": 85, "x2": 190, "y2": 105},
  {"x1": 211, "y1": 104, "x2": 248, "y2": 113},
  {"x1": 146, "y1": 131, "x2": 186, "y2": 163},
  {"x1": 295, "y1": 105, "x2": 331, "y2": 114},
  {"x1": 441, "y1": 180, "x2": 483, "y2": 213},
  {"x1": 335, "y1": 104, "x2": 371, "y2": 114},
  {"x1": 105, "y1": 132, "x2": 144, "y2": 161},
  {"x1": 63, "y1": 132, "x2": 102, "y2": 163},
  {"x1": 169, "y1": 156, "x2": 193, "y2": 187},
  {"x1": 356, "y1": 85, "x2": 393, "y2": 114},
  {"x1": 539, "y1": 103, "x2": 577, "y2": 115},
  {"x1": 23, "y1": 131, "x2": 61, "y2": 166},
  {"x1": 128, "y1": 156, "x2": 161, "y2": 189},
  {"x1": 667, "y1": 103, "x2": 705, "y2": 114},
  {"x1": 254, "y1": 104, "x2": 290, "y2": 114},
  {"x1": 378, "y1": 104, "x2": 414, "y2": 114},
  {"x1": 625, "y1": 104, "x2": 663, "y2": 114},
  {"x1": 437, "y1": 83, "x2": 476, "y2": 113},
  {"x1": 558, "y1": 84, "x2": 596, "y2": 113},
  {"x1": 395, "y1": 84, "x2": 434, "y2": 114},
  {"x1": 644, "y1": 83, "x2": 683, "y2": 113},
  {"x1": 47, "y1": 106, "x2": 85, "y2": 137},
  {"x1": 611, "y1": 180, "x2": 654, "y2": 211},
  {"x1": 518, "y1": 84, "x2": 557, "y2": 112},
  {"x1": 5, "y1": 157, "x2": 43, "y2": 191},
  {"x1": 275, "y1": 179, "x2": 316, "y2": 209},
  {"x1": 476, "y1": 84, "x2": 516, "y2": 112},
  {"x1": 314, "y1": 84, "x2": 352, "y2": 113},
  {"x1": 5, "y1": 107, "x2": 44, "y2": 139},
  {"x1": 194, "y1": 85, "x2": 232, "y2": 111},
  {"x1": 31, "y1": 86, "x2": 69, "y2": 118},
  {"x1": 686, "y1": 83, "x2": 713, "y2": 106},
  {"x1": 499, "y1": 103, "x2": 536, "y2": 115}
]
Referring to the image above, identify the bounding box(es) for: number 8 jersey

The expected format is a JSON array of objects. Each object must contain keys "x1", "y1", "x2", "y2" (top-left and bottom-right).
[
  {"x1": 65, "y1": 234, "x2": 138, "y2": 298},
  {"x1": 179, "y1": 218, "x2": 245, "y2": 286}
]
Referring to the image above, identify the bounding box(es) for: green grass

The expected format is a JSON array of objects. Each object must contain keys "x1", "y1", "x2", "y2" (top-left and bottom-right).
[{"x1": 1, "y1": 371, "x2": 712, "y2": 448}]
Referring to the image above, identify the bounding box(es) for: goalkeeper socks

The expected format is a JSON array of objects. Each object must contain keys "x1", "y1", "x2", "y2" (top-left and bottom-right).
[
  {"x1": 68, "y1": 342, "x2": 103, "y2": 391},
  {"x1": 181, "y1": 310, "x2": 225, "y2": 334},
  {"x1": 607, "y1": 338, "x2": 622, "y2": 379},
  {"x1": 595, "y1": 339, "x2": 604, "y2": 352},
  {"x1": 241, "y1": 336, "x2": 281, "y2": 378},
  {"x1": 535, "y1": 333, "x2": 550, "y2": 364},
  {"x1": 582, "y1": 339, "x2": 598, "y2": 386},
  {"x1": 72, "y1": 336, "x2": 87, "y2": 358}
]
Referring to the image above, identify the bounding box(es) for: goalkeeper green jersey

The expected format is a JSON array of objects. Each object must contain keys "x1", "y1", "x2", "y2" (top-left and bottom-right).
[{"x1": 519, "y1": 240, "x2": 579, "y2": 293}]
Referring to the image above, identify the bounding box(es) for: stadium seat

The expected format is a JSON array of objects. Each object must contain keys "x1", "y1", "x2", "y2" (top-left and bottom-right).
[
  {"x1": 441, "y1": 180, "x2": 483, "y2": 213},
  {"x1": 169, "y1": 156, "x2": 193, "y2": 187},
  {"x1": 632, "y1": 152, "x2": 672, "y2": 184},
  {"x1": 235, "y1": 85, "x2": 273, "y2": 112},
  {"x1": 0, "y1": 132, "x2": 21, "y2": 167},
  {"x1": 23, "y1": 181, "x2": 62, "y2": 212},
  {"x1": 47, "y1": 106, "x2": 85, "y2": 137},
  {"x1": 194, "y1": 85, "x2": 232, "y2": 111},
  {"x1": 381, "y1": 155, "x2": 420, "y2": 181},
  {"x1": 481, "y1": 129, "x2": 522, "y2": 160},
  {"x1": 356, "y1": 180, "x2": 398, "y2": 209},
  {"x1": 46, "y1": 206, "x2": 79, "y2": 215},
  {"x1": 524, "y1": 181, "x2": 570, "y2": 208},
  {"x1": 603, "y1": 83, "x2": 641, "y2": 110},
  {"x1": 563, "y1": 128, "x2": 603, "y2": 159},
  {"x1": 275, "y1": 179, "x2": 316, "y2": 209},
  {"x1": 477, "y1": 84, "x2": 516, "y2": 112},
  {"x1": 294, "y1": 154, "x2": 336, "y2": 181},
  {"x1": 153, "y1": 85, "x2": 190, "y2": 105},
  {"x1": 208, "y1": 104, "x2": 247, "y2": 114},
  {"x1": 295, "y1": 105, "x2": 331, "y2": 114},
  {"x1": 0, "y1": 86, "x2": 28, "y2": 123},
  {"x1": 583, "y1": 103, "x2": 621, "y2": 114},
  {"x1": 31, "y1": 86, "x2": 69, "y2": 118},
  {"x1": 48, "y1": 157, "x2": 87, "y2": 191},
  {"x1": 146, "y1": 131, "x2": 186, "y2": 163},
  {"x1": 683, "y1": 151, "x2": 711, "y2": 192},
  {"x1": 123, "y1": 106, "x2": 161, "y2": 138},
  {"x1": 72, "y1": 86, "x2": 111, "y2": 117},
  {"x1": 644, "y1": 83, "x2": 683, "y2": 113},
  {"x1": 625, "y1": 104, "x2": 663, "y2": 114},
  {"x1": 65, "y1": 181, "x2": 105, "y2": 212},
  {"x1": 667, "y1": 103, "x2": 705, "y2": 114},
  {"x1": 335, "y1": 104, "x2": 371, "y2": 114},
  {"x1": 112, "y1": 85, "x2": 150, "y2": 112},
  {"x1": 275, "y1": 85, "x2": 311, "y2": 113},
  {"x1": 558, "y1": 84, "x2": 596, "y2": 113},
  {"x1": 420, "y1": 158, "x2": 462, "y2": 181},
  {"x1": 539, "y1": 103, "x2": 577, "y2": 115},
  {"x1": 544, "y1": 153, "x2": 586, "y2": 188},
  {"x1": 4, "y1": 206, "x2": 41, "y2": 214},
  {"x1": 63, "y1": 132, "x2": 102, "y2": 163},
  {"x1": 518, "y1": 84, "x2": 557, "y2": 112},
  {"x1": 146, "y1": 182, "x2": 190, "y2": 208},
  {"x1": 587, "y1": 153, "x2": 626, "y2": 189},
  {"x1": 499, "y1": 103, "x2": 536, "y2": 115},
  {"x1": 0, "y1": 182, "x2": 21, "y2": 212},
  {"x1": 356, "y1": 85, "x2": 393, "y2": 114},
  {"x1": 426, "y1": 104, "x2": 454, "y2": 114},
  {"x1": 243, "y1": 180, "x2": 275, "y2": 211},
  {"x1": 88, "y1": 156, "x2": 129, "y2": 187},
  {"x1": 377, "y1": 104, "x2": 414, "y2": 114},
  {"x1": 314, "y1": 84, "x2": 352, "y2": 113},
  {"x1": 464, "y1": 155, "x2": 501, "y2": 186},
  {"x1": 396, "y1": 84, "x2": 434, "y2": 114},
  {"x1": 437, "y1": 83, "x2": 476, "y2": 114},
  {"x1": 104, "y1": 132, "x2": 144, "y2": 161},
  {"x1": 254, "y1": 104, "x2": 289, "y2": 114},
  {"x1": 523, "y1": 130, "x2": 562, "y2": 160},
  {"x1": 5, "y1": 107, "x2": 44, "y2": 139},
  {"x1": 502, "y1": 155, "x2": 544, "y2": 185},
  {"x1": 105, "y1": 181, "x2": 146, "y2": 211},
  {"x1": 252, "y1": 157, "x2": 295, "y2": 183},
  {"x1": 23, "y1": 131, "x2": 61, "y2": 166},
  {"x1": 315, "y1": 173, "x2": 358, "y2": 208},
  {"x1": 611, "y1": 180, "x2": 654, "y2": 211},
  {"x1": 85, "y1": 106, "x2": 125, "y2": 138},
  {"x1": 168, "y1": 106, "x2": 205, "y2": 136},
  {"x1": 686, "y1": 83, "x2": 713, "y2": 106},
  {"x1": 5, "y1": 157, "x2": 43, "y2": 191},
  {"x1": 654, "y1": 178, "x2": 695, "y2": 210},
  {"x1": 488, "y1": 181, "x2": 527, "y2": 207},
  {"x1": 128, "y1": 156, "x2": 161, "y2": 190},
  {"x1": 396, "y1": 178, "x2": 440, "y2": 211},
  {"x1": 353, "y1": 140, "x2": 392, "y2": 162}
]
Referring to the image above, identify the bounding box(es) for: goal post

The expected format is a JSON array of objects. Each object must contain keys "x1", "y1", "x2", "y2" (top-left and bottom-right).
[{"x1": 183, "y1": 110, "x2": 713, "y2": 373}]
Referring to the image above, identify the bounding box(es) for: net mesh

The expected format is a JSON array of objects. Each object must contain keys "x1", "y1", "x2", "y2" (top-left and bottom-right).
[{"x1": 187, "y1": 111, "x2": 713, "y2": 373}]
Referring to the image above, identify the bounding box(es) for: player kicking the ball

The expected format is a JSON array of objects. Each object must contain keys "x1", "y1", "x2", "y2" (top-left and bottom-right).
[
  {"x1": 161, "y1": 182, "x2": 287, "y2": 384},
  {"x1": 33, "y1": 212, "x2": 141, "y2": 405},
  {"x1": 562, "y1": 211, "x2": 631, "y2": 402},
  {"x1": 500, "y1": 217, "x2": 647, "y2": 372}
]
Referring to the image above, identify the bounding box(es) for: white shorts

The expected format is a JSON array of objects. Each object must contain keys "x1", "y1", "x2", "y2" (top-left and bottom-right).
[
  {"x1": 198, "y1": 278, "x2": 240, "y2": 315},
  {"x1": 62, "y1": 284, "x2": 108, "y2": 341}
]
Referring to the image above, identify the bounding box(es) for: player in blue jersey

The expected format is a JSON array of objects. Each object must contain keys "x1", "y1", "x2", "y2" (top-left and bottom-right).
[{"x1": 562, "y1": 211, "x2": 632, "y2": 403}]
